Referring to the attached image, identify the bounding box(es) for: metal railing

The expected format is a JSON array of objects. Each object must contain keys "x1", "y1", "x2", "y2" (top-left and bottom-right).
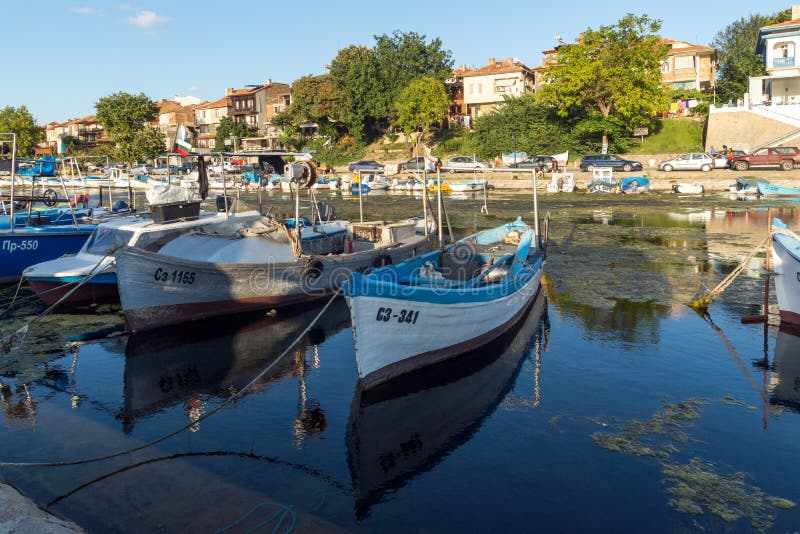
[{"x1": 773, "y1": 57, "x2": 796, "y2": 68}]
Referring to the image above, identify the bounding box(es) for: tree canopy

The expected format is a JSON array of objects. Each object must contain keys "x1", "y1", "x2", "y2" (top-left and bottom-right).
[
  {"x1": 712, "y1": 9, "x2": 791, "y2": 104},
  {"x1": 537, "y1": 13, "x2": 668, "y2": 149},
  {"x1": 95, "y1": 92, "x2": 163, "y2": 163},
  {"x1": 0, "y1": 106, "x2": 44, "y2": 157},
  {"x1": 395, "y1": 77, "x2": 450, "y2": 150},
  {"x1": 214, "y1": 116, "x2": 255, "y2": 151},
  {"x1": 472, "y1": 94, "x2": 574, "y2": 159}
]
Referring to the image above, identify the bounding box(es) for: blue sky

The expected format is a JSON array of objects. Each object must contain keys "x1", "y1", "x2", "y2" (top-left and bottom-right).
[{"x1": 2, "y1": 0, "x2": 792, "y2": 123}]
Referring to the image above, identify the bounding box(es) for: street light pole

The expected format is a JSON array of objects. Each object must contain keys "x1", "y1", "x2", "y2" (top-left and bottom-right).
[{"x1": 512, "y1": 131, "x2": 517, "y2": 167}]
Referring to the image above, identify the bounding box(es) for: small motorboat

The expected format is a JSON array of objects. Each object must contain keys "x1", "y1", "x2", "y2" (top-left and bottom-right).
[
  {"x1": 450, "y1": 179, "x2": 488, "y2": 193},
  {"x1": 757, "y1": 182, "x2": 800, "y2": 198},
  {"x1": 672, "y1": 183, "x2": 704, "y2": 194},
  {"x1": 729, "y1": 177, "x2": 768, "y2": 199},
  {"x1": 546, "y1": 173, "x2": 575, "y2": 193},
  {"x1": 618, "y1": 176, "x2": 650, "y2": 194},
  {"x1": 771, "y1": 218, "x2": 800, "y2": 327}
]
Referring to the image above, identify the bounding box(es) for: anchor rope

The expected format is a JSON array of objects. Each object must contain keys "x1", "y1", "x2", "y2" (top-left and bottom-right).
[
  {"x1": 688, "y1": 234, "x2": 769, "y2": 309},
  {"x1": 0, "y1": 287, "x2": 343, "y2": 468}
]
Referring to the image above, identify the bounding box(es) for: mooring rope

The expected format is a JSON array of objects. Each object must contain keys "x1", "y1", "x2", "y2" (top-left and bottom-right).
[
  {"x1": 688, "y1": 234, "x2": 770, "y2": 310},
  {"x1": 0, "y1": 287, "x2": 343, "y2": 468},
  {"x1": 0, "y1": 248, "x2": 119, "y2": 353}
]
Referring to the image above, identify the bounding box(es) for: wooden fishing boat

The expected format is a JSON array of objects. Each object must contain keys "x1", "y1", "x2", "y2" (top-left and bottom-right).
[
  {"x1": 757, "y1": 182, "x2": 800, "y2": 198},
  {"x1": 116, "y1": 216, "x2": 428, "y2": 332},
  {"x1": 771, "y1": 218, "x2": 800, "y2": 326},
  {"x1": 23, "y1": 209, "x2": 255, "y2": 306},
  {"x1": 344, "y1": 216, "x2": 544, "y2": 389},
  {"x1": 346, "y1": 290, "x2": 547, "y2": 517}
]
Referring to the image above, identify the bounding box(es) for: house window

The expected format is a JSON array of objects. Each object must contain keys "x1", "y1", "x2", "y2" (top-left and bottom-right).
[
  {"x1": 660, "y1": 60, "x2": 670, "y2": 73},
  {"x1": 775, "y1": 41, "x2": 796, "y2": 58},
  {"x1": 674, "y1": 56, "x2": 694, "y2": 70}
]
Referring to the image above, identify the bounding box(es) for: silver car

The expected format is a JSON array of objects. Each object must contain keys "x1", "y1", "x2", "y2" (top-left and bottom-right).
[
  {"x1": 658, "y1": 152, "x2": 716, "y2": 172},
  {"x1": 446, "y1": 155, "x2": 490, "y2": 172}
]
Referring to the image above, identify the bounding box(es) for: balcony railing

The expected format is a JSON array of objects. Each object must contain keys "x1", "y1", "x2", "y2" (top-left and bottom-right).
[{"x1": 774, "y1": 57, "x2": 796, "y2": 68}]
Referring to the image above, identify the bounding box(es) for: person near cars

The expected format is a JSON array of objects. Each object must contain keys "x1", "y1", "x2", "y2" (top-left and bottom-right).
[
  {"x1": 727, "y1": 148, "x2": 734, "y2": 168},
  {"x1": 710, "y1": 146, "x2": 716, "y2": 156}
]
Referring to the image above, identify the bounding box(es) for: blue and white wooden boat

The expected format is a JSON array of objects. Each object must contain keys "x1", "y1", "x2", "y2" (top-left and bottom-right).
[
  {"x1": 757, "y1": 182, "x2": 800, "y2": 198},
  {"x1": 729, "y1": 177, "x2": 768, "y2": 199},
  {"x1": 771, "y1": 218, "x2": 800, "y2": 327},
  {"x1": 344, "y1": 216, "x2": 544, "y2": 388},
  {"x1": 618, "y1": 176, "x2": 650, "y2": 194}
]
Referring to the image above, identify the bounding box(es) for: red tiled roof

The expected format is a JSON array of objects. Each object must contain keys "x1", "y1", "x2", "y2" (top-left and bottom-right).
[
  {"x1": 660, "y1": 38, "x2": 715, "y2": 53},
  {"x1": 462, "y1": 59, "x2": 533, "y2": 78},
  {"x1": 761, "y1": 18, "x2": 800, "y2": 30},
  {"x1": 196, "y1": 97, "x2": 229, "y2": 110}
]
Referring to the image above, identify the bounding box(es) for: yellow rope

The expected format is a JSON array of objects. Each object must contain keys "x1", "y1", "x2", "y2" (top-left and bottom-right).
[{"x1": 688, "y1": 234, "x2": 769, "y2": 310}]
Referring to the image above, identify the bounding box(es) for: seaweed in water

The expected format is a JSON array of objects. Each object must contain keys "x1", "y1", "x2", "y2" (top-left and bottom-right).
[
  {"x1": 662, "y1": 458, "x2": 796, "y2": 532},
  {"x1": 590, "y1": 398, "x2": 708, "y2": 458}
]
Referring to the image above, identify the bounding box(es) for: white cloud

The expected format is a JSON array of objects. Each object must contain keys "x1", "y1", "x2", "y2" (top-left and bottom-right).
[
  {"x1": 70, "y1": 6, "x2": 96, "y2": 15},
  {"x1": 128, "y1": 10, "x2": 169, "y2": 28}
]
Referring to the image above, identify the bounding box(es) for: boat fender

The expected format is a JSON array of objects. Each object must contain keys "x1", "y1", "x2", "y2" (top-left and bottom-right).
[
  {"x1": 303, "y1": 259, "x2": 324, "y2": 282},
  {"x1": 373, "y1": 254, "x2": 392, "y2": 268}
]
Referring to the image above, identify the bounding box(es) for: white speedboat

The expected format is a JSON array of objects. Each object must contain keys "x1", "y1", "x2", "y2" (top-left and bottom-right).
[{"x1": 772, "y1": 219, "x2": 800, "y2": 327}]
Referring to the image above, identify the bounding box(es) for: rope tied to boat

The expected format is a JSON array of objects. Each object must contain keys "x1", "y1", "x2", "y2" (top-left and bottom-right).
[
  {"x1": 0, "y1": 287, "x2": 343, "y2": 468},
  {"x1": 0, "y1": 246, "x2": 119, "y2": 354},
  {"x1": 688, "y1": 234, "x2": 770, "y2": 310}
]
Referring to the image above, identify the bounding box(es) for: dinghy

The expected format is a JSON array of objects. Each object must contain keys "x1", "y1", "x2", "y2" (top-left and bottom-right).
[{"x1": 771, "y1": 218, "x2": 800, "y2": 326}]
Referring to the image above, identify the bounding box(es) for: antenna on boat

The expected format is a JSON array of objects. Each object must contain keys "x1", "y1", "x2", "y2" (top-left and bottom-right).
[{"x1": 1, "y1": 133, "x2": 17, "y2": 234}]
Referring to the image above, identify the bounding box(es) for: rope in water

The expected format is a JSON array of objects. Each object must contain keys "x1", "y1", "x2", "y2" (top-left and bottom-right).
[
  {"x1": 0, "y1": 287, "x2": 343, "y2": 468},
  {"x1": 688, "y1": 234, "x2": 770, "y2": 310},
  {"x1": 0, "y1": 249, "x2": 118, "y2": 353}
]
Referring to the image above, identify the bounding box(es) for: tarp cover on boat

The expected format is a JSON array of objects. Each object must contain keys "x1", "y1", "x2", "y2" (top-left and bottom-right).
[
  {"x1": 145, "y1": 183, "x2": 201, "y2": 205},
  {"x1": 18, "y1": 156, "x2": 55, "y2": 176}
]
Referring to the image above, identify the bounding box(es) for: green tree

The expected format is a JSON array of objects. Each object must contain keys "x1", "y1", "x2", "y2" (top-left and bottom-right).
[
  {"x1": 328, "y1": 45, "x2": 383, "y2": 141},
  {"x1": 395, "y1": 77, "x2": 450, "y2": 152},
  {"x1": 274, "y1": 74, "x2": 343, "y2": 138},
  {"x1": 712, "y1": 9, "x2": 791, "y2": 104},
  {"x1": 537, "y1": 14, "x2": 668, "y2": 150},
  {"x1": 116, "y1": 128, "x2": 165, "y2": 164},
  {"x1": 0, "y1": 106, "x2": 44, "y2": 156},
  {"x1": 95, "y1": 92, "x2": 161, "y2": 163},
  {"x1": 214, "y1": 116, "x2": 255, "y2": 151},
  {"x1": 373, "y1": 30, "x2": 453, "y2": 123},
  {"x1": 472, "y1": 94, "x2": 574, "y2": 159},
  {"x1": 328, "y1": 31, "x2": 453, "y2": 141}
]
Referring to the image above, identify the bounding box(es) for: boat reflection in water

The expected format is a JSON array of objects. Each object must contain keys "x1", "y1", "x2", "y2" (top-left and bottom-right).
[
  {"x1": 769, "y1": 326, "x2": 800, "y2": 413},
  {"x1": 346, "y1": 291, "x2": 549, "y2": 518},
  {"x1": 122, "y1": 299, "x2": 350, "y2": 434}
]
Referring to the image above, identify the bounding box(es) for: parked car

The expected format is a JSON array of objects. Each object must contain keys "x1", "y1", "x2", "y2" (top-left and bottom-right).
[
  {"x1": 399, "y1": 156, "x2": 441, "y2": 172},
  {"x1": 730, "y1": 146, "x2": 800, "y2": 171},
  {"x1": 348, "y1": 160, "x2": 384, "y2": 173},
  {"x1": 578, "y1": 154, "x2": 642, "y2": 172},
  {"x1": 658, "y1": 153, "x2": 717, "y2": 172},
  {"x1": 510, "y1": 155, "x2": 558, "y2": 172},
  {"x1": 445, "y1": 155, "x2": 490, "y2": 172}
]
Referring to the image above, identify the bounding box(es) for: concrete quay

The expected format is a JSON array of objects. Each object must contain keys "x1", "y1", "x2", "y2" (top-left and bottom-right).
[{"x1": 0, "y1": 481, "x2": 83, "y2": 533}]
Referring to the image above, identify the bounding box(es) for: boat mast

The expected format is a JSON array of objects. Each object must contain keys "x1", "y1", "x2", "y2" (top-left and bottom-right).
[
  {"x1": 7, "y1": 133, "x2": 16, "y2": 235},
  {"x1": 531, "y1": 169, "x2": 540, "y2": 247}
]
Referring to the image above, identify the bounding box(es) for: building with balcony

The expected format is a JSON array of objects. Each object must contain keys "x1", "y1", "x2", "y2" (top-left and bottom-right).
[
  {"x1": 38, "y1": 115, "x2": 107, "y2": 154},
  {"x1": 706, "y1": 5, "x2": 800, "y2": 152},
  {"x1": 749, "y1": 7, "x2": 800, "y2": 106},
  {"x1": 461, "y1": 57, "x2": 535, "y2": 119},
  {"x1": 155, "y1": 99, "x2": 198, "y2": 152},
  {"x1": 194, "y1": 97, "x2": 229, "y2": 150},
  {"x1": 659, "y1": 39, "x2": 717, "y2": 92}
]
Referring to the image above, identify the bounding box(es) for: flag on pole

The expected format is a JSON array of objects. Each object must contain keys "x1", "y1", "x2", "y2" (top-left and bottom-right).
[{"x1": 172, "y1": 124, "x2": 192, "y2": 156}]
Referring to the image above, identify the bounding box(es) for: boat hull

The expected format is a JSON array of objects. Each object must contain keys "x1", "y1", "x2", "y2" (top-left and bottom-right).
[
  {"x1": 0, "y1": 228, "x2": 95, "y2": 283},
  {"x1": 116, "y1": 237, "x2": 429, "y2": 332},
  {"x1": 26, "y1": 274, "x2": 118, "y2": 306},
  {"x1": 758, "y1": 183, "x2": 800, "y2": 198},
  {"x1": 773, "y1": 233, "x2": 800, "y2": 326},
  {"x1": 347, "y1": 265, "x2": 543, "y2": 388}
]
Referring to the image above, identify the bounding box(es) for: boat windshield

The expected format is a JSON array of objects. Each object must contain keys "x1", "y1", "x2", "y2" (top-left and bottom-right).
[{"x1": 85, "y1": 227, "x2": 135, "y2": 254}]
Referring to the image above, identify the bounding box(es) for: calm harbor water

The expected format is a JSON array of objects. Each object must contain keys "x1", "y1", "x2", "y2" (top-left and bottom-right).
[{"x1": 1, "y1": 190, "x2": 800, "y2": 532}]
